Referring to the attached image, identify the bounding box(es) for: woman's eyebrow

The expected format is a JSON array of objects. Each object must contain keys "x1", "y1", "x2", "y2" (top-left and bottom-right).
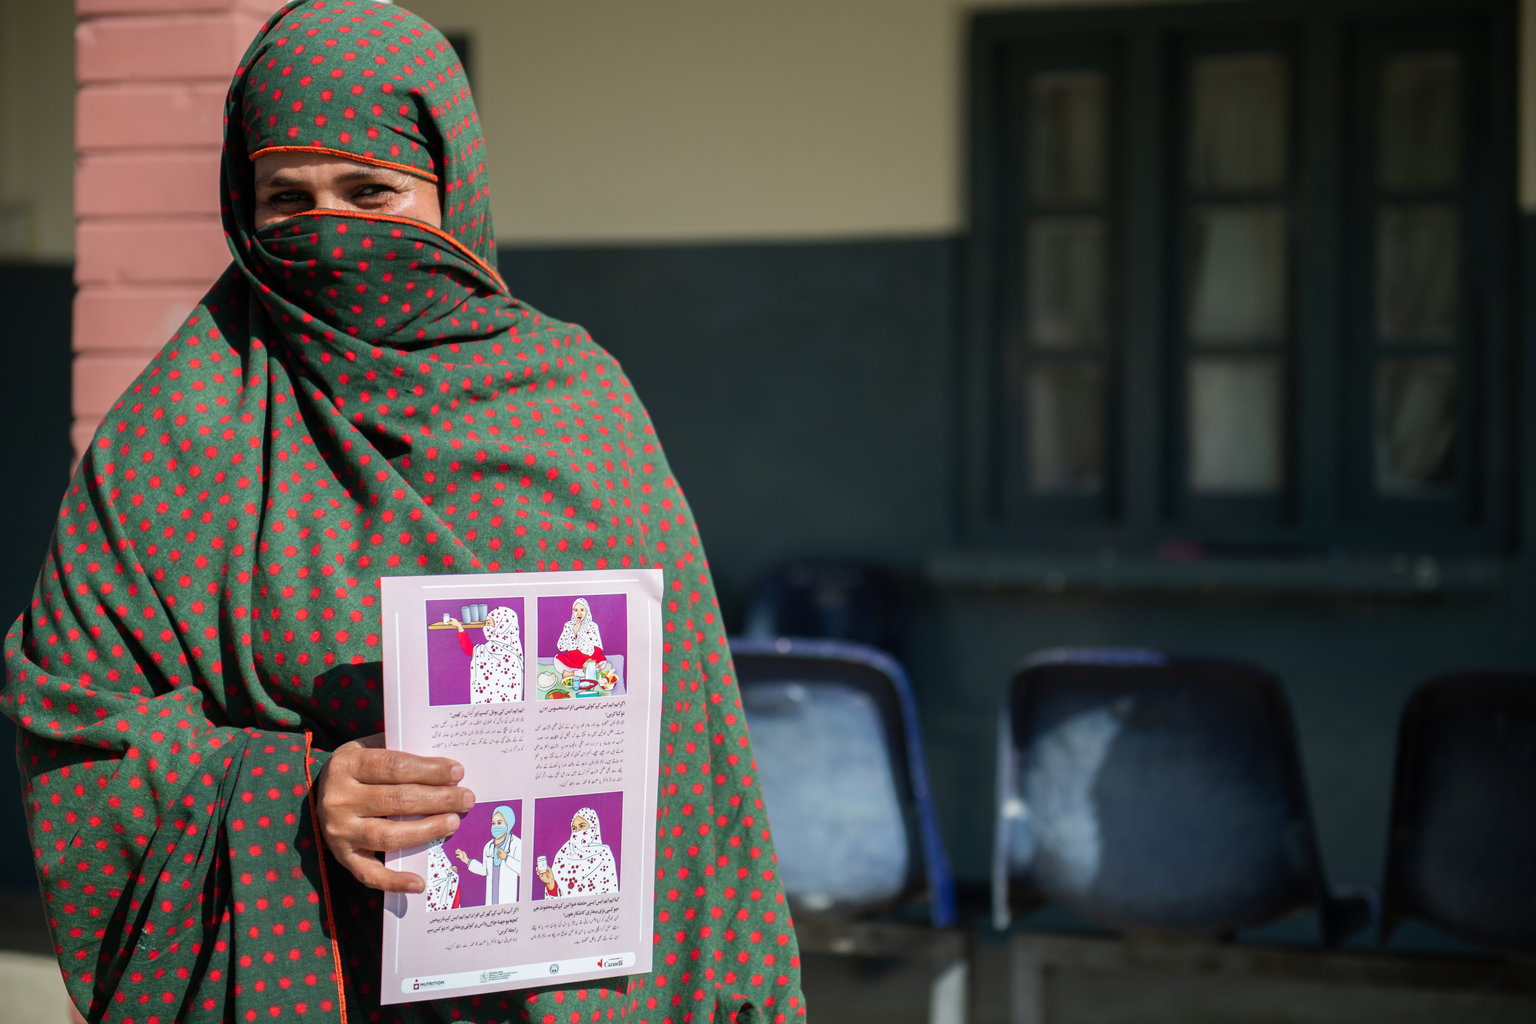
[{"x1": 257, "y1": 169, "x2": 396, "y2": 188}]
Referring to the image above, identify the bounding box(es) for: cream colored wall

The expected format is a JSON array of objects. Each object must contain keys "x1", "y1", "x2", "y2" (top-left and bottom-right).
[
  {"x1": 0, "y1": 0, "x2": 75, "y2": 260},
  {"x1": 5, "y1": 0, "x2": 1536, "y2": 256},
  {"x1": 409, "y1": 0, "x2": 1209, "y2": 244}
]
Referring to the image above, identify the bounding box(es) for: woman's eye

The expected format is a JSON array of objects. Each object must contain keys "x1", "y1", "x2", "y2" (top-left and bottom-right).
[
  {"x1": 266, "y1": 191, "x2": 308, "y2": 207},
  {"x1": 354, "y1": 185, "x2": 395, "y2": 201}
]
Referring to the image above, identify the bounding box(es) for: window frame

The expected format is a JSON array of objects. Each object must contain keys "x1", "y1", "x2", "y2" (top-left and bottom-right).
[{"x1": 962, "y1": 0, "x2": 1517, "y2": 554}]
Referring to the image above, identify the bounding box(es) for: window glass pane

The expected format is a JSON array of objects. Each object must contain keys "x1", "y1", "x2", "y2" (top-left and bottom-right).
[
  {"x1": 1378, "y1": 204, "x2": 1459, "y2": 344},
  {"x1": 1380, "y1": 52, "x2": 1461, "y2": 190},
  {"x1": 1028, "y1": 217, "x2": 1106, "y2": 349},
  {"x1": 1190, "y1": 52, "x2": 1288, "y2": 192},
  {"x1": 1189, "y1": 205, "x2": 1288, "y2": 345},
  {"x1": 1028, "y1": 362, "x2": 1104, "y2": 494},
  {"x1": 1188, "y1": 356, "x2": 1283, "y2": 494},
  {"x1": 1030, "y1": 71, "x2": 1106, "y2": 204},
  {"x1": 1376, "y1": 357, "x2": 1457, "y2": 493}
]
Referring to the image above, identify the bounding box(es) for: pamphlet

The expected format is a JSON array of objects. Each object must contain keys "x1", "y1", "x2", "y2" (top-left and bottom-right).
[{"x1": 379, "y1": 569, "x2": 664, "y2": 1004}]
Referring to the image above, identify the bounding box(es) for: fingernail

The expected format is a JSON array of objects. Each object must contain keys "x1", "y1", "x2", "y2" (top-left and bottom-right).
[
  {"x1": 462, "y1": 791, "x2": 476, "y2": 810},
  {"x1": 445, "y1": 813, "x2": 461, "y2": 832},
  {"x1": 449, "y1": 764, "x2": 464, "y2": 783}
]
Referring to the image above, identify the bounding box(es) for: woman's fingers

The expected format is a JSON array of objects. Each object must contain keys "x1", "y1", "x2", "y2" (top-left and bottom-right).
[
  {"x1": 347, "y1": 746, "x2": 464, "y2": 787},
  {"x1": 336, "y1": 781, "x2": 475, "y2": 818},
  {"x1": 351, "y1": 811, "x2": 463, "y2": 853},
  {"x1": 338, "y1": 847, "x2": 426, "y2": 894}
]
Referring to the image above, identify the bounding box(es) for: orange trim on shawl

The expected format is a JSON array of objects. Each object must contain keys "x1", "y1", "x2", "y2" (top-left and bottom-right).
[
  {"x1": 304, "y1": 732, "x2": 349, "y2": 1024},
  {"x1": 251, "y1": 145, "x2": 441, "y2": 183}
]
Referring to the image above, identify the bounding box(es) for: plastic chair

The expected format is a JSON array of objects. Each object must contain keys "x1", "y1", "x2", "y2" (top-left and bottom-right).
[
  {"x1": 993, "y1": 648, "x2": 1372, "y2": 945},
  {"x1": 740, "y1": 562, "x2": 907, "y2": 658},
  {"x1": 1381, "y1": 672, "x2": 1536, "y2": 956},
  {"x1": 730, "y1": 636, "x2": 966, "y2": 1024}
]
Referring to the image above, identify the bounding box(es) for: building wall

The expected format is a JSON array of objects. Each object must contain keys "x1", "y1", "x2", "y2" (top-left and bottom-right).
[
  {"x1": 0, "y1": 0, "x2": 75, "y2": 259},
  {"x1": 27, "y1": 0, "x2": 1536, "y2": 257},
  {"x1": 0, "y1": 0, "x2": 1532, "y2": 945}
]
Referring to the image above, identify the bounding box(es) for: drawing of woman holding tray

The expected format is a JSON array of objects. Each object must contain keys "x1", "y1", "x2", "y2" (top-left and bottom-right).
[{"x1": 445, "y1": 606, "x2": 524, "y2": 703}]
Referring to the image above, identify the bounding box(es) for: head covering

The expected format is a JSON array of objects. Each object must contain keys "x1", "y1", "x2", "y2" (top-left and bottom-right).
[
  {"x1": 492, "y1": 803, "x2": 516, "y2": 834},
  {"x1": 468, "y1": 605, "x2": 522, "y2": 702},
  {"x1": 548, "y1": 806, "x2": 619, "y2": 898},
  {"x1": 2, "y1": 2, "x2": 802, "y2": 1022},
  {"x1": 425, "y1": 837, "x2": 460, "y2": 912},
  {"x1": 230, "y1": 0, "x2": 496, "y2": 266},
  {"x1": 558, "y1": 596, "x2": 604, "y2": 656}
]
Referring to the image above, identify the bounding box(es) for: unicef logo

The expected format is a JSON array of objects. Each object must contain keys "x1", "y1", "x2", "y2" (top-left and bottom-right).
[
  {"x1": 479, "y1": 972, "x2": 488, "y2": 984},
  {"x1": 548, "y1": 963, "x2": 560, "y2": 975}
]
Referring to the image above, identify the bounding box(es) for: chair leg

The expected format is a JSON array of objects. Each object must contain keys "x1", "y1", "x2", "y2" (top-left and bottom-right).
[
  {"x1": 1009, "y1": 937, "x2": 1045, "y2": 1024},
  {"x1": 928, "y1": 958, "x2": 968, "y2": 1024}
]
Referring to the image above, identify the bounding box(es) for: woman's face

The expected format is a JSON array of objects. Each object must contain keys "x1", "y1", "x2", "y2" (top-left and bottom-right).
[
  {"x1": 252, "y1": 152, "x2": 443, "y2": 230},
  {"x1": 572, "y1": 602, "x2": 587, "y2": 624},
  {"x1": 571, "y1": 814, "x2": 589, "y2": 833}
]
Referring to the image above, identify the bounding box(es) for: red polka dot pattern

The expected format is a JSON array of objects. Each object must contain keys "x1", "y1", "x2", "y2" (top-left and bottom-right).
[{"x1": 0, "y1": 3, "x2": 805, "y2": 1022}]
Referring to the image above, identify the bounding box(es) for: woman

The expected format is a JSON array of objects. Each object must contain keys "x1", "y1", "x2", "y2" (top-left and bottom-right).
[
  {"x1": 425, "y1": 837, "x2": 462, "y2": 912},
  {"x1": 1, "y1": 2, "x2": 802, "y2": 1021},
  {"x1": 555, "y1": 596, "x2": 606, "y2": 671},
  {"x1": 456, "y1": 804, "x2": 520, "y2": 905},
  {"x1": 449, "y1": 606, "x2": 523, "y2": 703},
  {"x1": 537, "y1": 807, "x2": 620, "y2": 899}
]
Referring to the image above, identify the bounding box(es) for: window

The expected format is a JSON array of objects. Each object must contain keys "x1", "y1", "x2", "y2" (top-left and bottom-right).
[{"x1": 963, "y1": 0, "x2": 1515, "y2": 553}]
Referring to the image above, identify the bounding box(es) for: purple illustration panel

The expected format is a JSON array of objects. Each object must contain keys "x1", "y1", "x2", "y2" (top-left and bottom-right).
[
  {"x1": 532, "y1": 593, "x2": 628, "y2": 701},
  {"x1": 424, "y1": 596, "x2": 525, "y2": 706},
  {"x1": 531, "y1": 791, "x2": 624, "y2": 900},
  {"x1": 431, "y1": 798, "x2": 523, "y2": 911}
]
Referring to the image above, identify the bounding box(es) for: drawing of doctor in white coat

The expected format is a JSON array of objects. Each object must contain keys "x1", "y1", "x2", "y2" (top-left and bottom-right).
[{"x1": 455, "y1": 804, "x2": 521, "y2": 904}]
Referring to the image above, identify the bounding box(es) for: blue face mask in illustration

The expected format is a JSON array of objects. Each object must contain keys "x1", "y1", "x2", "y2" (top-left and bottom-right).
[{"x1": 491, "y1": 820, "x2": 509, "y2": 839}]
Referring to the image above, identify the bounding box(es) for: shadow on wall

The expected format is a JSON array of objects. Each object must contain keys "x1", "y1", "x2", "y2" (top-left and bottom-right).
[
  {"x1": 498, "y1": 238, "x2": 958, "y2": 617},
  {"x1": 0, "y1": 263, "x2": 74, "y2": 897}
]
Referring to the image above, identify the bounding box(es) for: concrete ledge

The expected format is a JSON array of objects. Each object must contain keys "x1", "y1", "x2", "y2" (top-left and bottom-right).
[{"x1": 925, "y1": 551, "x2": 1510, "y2": 600}]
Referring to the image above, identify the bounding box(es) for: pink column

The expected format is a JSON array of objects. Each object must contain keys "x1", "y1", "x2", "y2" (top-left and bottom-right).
[{"x1": 72, "y1": 0, "x2": 270, "y2": 455}]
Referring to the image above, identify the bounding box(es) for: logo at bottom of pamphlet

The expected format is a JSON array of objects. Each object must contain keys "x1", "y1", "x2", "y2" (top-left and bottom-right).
[
  {"x1": 596, "y1": 955, "x2": 629, "y2": 970},
  {"x1": 411, "y1": 978, "x2": 446, "y2": 992},
  {"x1": 548, "y1": 963, "x2": 560, "y2": 975}
]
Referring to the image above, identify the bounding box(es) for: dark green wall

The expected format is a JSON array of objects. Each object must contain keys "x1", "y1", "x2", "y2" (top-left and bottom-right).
[
  {"x1": 0, "y1": 263, "x2": 75, "y2": 897},
  {"x1": 498, "y1": 238, "x2": 960, "y2": 605},
  {"x1": 502, "y1": 235, "x2": 1536, "y2": 947},
  {"x1": 1, "y1": 232, "x2": 1531, "y2": 950}
]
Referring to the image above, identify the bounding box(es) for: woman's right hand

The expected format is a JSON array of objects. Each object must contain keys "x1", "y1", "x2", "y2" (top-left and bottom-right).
[{"x1": 314, "y1": 733, "x2": 474, "y2": 893}]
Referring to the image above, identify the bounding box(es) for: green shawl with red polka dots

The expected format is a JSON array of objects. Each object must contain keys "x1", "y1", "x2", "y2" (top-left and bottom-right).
[{"x1": 1, "y1": 2, "x2": 804, "y2": 1021}]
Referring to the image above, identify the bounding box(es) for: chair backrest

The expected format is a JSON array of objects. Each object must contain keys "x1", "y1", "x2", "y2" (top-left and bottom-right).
[
  {"x1": 729, "y1": 636, "x2": 955, "y2": 927},
  {"x1": 1382, "y1": 672, "x2": 1536, "y2": 954},
  {"x1": 993, "y1": 649, "x2": 1329, "y2": 935},
  {"x1": 740, "y1": 562, "x2": 906, "y2": 657}
]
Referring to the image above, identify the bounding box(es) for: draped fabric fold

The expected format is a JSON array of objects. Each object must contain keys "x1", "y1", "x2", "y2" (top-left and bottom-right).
[{"x1": 3, "y1": 2, "x2": 802, "y2": 1021}]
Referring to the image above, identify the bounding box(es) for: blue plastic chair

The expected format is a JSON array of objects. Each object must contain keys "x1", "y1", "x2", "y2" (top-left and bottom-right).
[
  {"x1": 993, "y1": 648, "x2": 1372, "y2": 945},
  {"x1": 730, "y1": 636, "x2": 964, "y2": 1022},
  {"x1": 1381, "y1": 672, "x2": 1536, "y2": 955}
]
